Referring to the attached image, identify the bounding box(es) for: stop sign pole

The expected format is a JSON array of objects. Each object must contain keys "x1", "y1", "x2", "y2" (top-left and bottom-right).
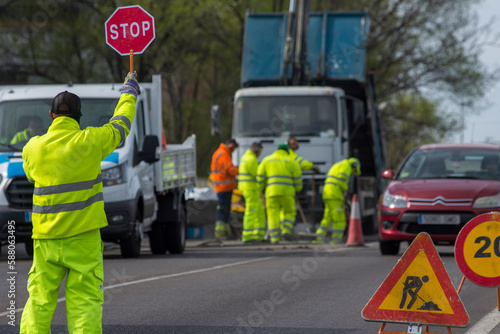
[
  {"x1": 105, "y1": 5, "x2": 155, "y2": 73},
  {"x1": 130, "y1": 50, "x2": 134, "y2": 73}
]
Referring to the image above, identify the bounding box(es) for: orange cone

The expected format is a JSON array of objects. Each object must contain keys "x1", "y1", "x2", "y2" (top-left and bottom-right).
[{"x1": 346, "y1": 194, "x2": 365, "y2": 246}]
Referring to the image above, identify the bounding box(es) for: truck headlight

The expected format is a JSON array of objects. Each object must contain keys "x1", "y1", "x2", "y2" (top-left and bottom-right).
[
  {"x1": 382, "y1": 190, "x2": 407, "y2": 209},
  {"x1": 102, "y1": 163, "x2": 126, "y2": 186},
  {"x1": 473, "y1": 193, "x2": 500, "y2": 208}
]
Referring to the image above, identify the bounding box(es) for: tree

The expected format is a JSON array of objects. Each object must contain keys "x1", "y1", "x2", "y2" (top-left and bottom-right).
[{"x1": 380, "y1": 93, "x2": 458, "y2": 168}]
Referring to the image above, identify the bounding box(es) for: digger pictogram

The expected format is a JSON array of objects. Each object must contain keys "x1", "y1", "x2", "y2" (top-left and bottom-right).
[{"x1": 399, "y1": 275, "x2": 442, "y2": 311}]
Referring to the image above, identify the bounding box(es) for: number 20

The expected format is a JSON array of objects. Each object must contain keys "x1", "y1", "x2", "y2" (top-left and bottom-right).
[{"x1": 474, "y1": 236, "x2": 500, "y2": 258}]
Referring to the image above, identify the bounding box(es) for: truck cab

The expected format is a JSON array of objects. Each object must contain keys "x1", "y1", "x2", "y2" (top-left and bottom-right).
[{"x1": 232, "y1": 86, "x2": 349, "y2": 169}]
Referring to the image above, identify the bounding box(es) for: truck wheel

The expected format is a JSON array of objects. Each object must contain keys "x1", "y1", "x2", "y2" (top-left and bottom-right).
[
  {"x1": 149, "y1": 222, "x2": 167, "y2": 255},
  {"x1": 379, "y1": 240, "x2": 400, "y2": 255},
  {"x1": 120, "y1": 210, "x2": 143, "y2": 258},
  {"x1": 166, "y1": 198, "x2": 186, "y2": 254},
  {"x1": 25, "y1": 240, "x2": 33, "y2": 257}
]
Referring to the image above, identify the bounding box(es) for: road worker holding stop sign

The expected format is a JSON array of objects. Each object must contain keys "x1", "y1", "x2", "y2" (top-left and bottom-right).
[{"x1": 20, "y1": 73, "x2": 139, "y2": 333}]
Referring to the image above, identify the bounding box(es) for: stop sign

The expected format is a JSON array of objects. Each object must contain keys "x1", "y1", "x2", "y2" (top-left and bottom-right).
[{"x1": 105, "y1": 5, "x2": 155, "y2": 56}]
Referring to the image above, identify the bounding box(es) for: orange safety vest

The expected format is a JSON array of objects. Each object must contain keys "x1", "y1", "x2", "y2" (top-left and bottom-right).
[{"x1": 210, "y1": 143, "x2": 238, "y2": 193}]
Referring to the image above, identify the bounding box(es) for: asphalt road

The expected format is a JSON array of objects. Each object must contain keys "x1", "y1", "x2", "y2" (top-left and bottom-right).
[{"x1": 0, "y1": 237, "x2": 499, "y2": 334}]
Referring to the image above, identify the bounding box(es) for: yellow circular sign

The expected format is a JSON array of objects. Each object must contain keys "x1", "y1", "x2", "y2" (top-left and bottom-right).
[
  {"x1": 456, "y1": 212, "x2": 500, "y2": 286},
  {"x1": 463, "y1": 220, "x2": 500, "y2": 278}
]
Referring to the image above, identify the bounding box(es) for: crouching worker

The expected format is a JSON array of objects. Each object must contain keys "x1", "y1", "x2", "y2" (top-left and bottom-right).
[
  {"x1": 313, "y1": 158, "x2": 361, "y2": 245},
  {"x1": 20, "y1": 72, "x2": 139, "y2": 333}
]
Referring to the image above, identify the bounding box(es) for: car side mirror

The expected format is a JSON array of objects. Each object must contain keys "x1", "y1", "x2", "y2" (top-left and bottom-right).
[
  {"x1": 381, "y1": 169, "x2": 395, "y2": 179},
  {"x1": 139, "y1": 135, "x2": 160, "y2": 164}
]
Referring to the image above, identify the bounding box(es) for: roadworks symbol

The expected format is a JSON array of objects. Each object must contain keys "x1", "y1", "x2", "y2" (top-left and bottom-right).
[
  {"x1": 379, "y1": 250, "x2": 452, "y2": 313},
  {"x1": 362, "y1": 232, "x2": 469, "y2": 327}
]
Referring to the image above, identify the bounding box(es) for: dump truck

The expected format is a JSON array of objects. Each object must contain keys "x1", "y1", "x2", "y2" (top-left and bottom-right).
[{"x1": 213, "y1": 3, "x2": 385, "y2": 234}]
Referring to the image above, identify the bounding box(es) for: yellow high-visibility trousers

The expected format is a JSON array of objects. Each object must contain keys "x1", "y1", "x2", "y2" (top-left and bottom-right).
[
  {"x1": 241, "y1": 190, "x2": 266, "y2": 242},
  {"x1": 316, "y1": 199, "x2": 346, "y2": 244},
  {"x1": 266, "y1": 195, "x2": 296, "y2": 243},
  {"x1": 20, "y1": 229, "x2": 104, "y2": 334}
]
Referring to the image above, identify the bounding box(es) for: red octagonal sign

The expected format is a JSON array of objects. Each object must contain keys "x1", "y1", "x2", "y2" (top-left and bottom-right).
[{"x1": 105, "y1": 5, "x2": 155, "y2": 56}]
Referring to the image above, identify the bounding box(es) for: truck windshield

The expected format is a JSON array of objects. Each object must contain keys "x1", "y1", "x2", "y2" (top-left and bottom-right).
[
  {"x1": 0, "y1": 98, "x2": 119, "y2": 151},
  {"x1": 233, "y1": 96, "x2": 338, "y2": 137}
]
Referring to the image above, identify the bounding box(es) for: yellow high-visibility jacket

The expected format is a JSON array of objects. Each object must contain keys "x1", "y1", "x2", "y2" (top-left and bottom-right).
[
  {"x1": 323, "y1": 159, "x2": 355, "y2": 200},
  {"x1": 237, "y1": 149, "x2": 259, "y2": 191},
  {"x1": 11, "y1": 128, "x2": 30, "y2": 144},
  {"x1": 289, "y1": 149, "x2": 314, "y2": 170},
  {"x1": 257, "y1": 149, "x2": 302, "y2": 197},
  {"x1": 22, "y1": 93, "x2": 136, "y2": 239}
]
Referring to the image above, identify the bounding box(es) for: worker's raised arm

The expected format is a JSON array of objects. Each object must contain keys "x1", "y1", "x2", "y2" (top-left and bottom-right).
[{"x1": 99, "y1": 72, "x2": 140, "y2": 158}]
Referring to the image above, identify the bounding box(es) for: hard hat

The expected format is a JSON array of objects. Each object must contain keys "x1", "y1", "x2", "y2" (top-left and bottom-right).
[
  {"x1": 278, "y1": 142, "x2": 289, "y2": 151},
  {"x1": 349, "y1": 157, "x2": 361, "y2": 175}
]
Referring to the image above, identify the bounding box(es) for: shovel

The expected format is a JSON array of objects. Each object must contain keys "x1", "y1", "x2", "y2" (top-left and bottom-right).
[{"x1": 296, "y1": 197, "x2": 312, "y2": 233}]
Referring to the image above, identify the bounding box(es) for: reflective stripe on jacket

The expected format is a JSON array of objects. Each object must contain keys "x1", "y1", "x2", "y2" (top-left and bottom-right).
[
  {"x1": 237, "y1": 149, "x2": 259, "y2": 191},
  {"x1": 257, "y1": 149, "x2": 302, "y2": 197},
  {"x1": 22, "y1": 93, "x2": 136, "y2": 239},
  {"x1": 323, "y1": 159, "x2": 354, "y2": 200},
  {"x1": 288, "y1": 149, "x2": 314, "y2": 170},
  {"x1": 211, "y1": 143, "x2": 238, "y2": 193}
]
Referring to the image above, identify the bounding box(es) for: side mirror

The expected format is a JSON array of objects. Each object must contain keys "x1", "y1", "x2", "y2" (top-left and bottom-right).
[
  {"x1": 381, "y1": 169, "x2": 395, "y2": 179},
  {"x1": 139, "y1": 135, "x2": 160, "y2": 164},
  {"x1": 211, "y1": 104, "x2": 221, "y2": 136}
]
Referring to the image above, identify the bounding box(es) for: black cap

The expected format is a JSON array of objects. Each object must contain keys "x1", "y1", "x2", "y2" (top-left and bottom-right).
[{"x1": 52, "y1": 91, "x2": 82, "y2": 122}]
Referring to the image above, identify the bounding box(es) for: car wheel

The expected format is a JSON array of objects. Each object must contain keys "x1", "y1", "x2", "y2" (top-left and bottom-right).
[
  {"x1": 120, "y1": 210, "x2": 143, "y2": 258},
  {"x1": 379, "y1": 240, "x2": 400, "y2": 255}
]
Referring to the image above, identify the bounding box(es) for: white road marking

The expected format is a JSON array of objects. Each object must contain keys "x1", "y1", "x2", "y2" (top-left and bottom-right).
[
  {"x1": 0, "y1": 256, "x2": 276, "y2": 317},
  {"x1": 465, "y1": 307, "x2": 500, "y2": 334}
]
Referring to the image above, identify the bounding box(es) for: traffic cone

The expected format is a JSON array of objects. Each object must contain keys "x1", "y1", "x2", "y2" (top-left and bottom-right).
[{"x1": 346, "y1": 194, "x2": 365, "y2": 246}]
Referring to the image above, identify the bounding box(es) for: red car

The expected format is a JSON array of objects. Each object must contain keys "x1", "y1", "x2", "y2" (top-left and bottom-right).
[{"x1": 378, "y1": 143, "x2": 500, "y2": 255}]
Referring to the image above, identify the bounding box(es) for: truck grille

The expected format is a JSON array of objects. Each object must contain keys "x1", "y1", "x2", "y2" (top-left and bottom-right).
[{"x1": 6, "y1": 177, "x2": 34, "y2": 210}]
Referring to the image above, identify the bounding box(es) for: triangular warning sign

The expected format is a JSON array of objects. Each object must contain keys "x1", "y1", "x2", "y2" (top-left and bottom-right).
[{"x1": 362, "y1": 233, "x2": 469, "y2": 327}]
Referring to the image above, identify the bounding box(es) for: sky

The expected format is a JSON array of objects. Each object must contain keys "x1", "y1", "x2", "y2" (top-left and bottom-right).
[{"x1": 450, "y1": 0, "x2": 500, "y2": 144}]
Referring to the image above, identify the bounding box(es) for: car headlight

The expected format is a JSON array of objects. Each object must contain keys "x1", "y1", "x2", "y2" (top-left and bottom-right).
[
  {"x1": 473, "y1": 193, "x2": 500, "y2": 208},
  {"x1": 382, "y1": 190, "x2": 407, "y2": 209},
  {"x1": 102, "y1": 163, "x2": 126, "y2": 186}
]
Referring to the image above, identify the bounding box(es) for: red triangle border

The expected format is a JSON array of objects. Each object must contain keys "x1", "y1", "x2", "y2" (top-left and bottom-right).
[{"x1": 362, "y1": 233, "x2": 469, "y2": 327}]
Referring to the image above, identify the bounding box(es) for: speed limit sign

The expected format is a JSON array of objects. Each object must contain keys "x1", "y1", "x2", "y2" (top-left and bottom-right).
[{"x1": 455, "y1": 212, "x2": 500, "y2": 287}]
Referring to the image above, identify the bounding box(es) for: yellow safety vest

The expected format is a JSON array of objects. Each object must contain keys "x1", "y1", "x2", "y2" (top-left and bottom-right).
[
  {"x1": 323, "y1": 159, "x2": 354, "y2": 200},
  {"x1": 288, "y1": 149, "x2": 314, "y2": 170},
  {"x1": 237, "y1": 149, "x2": 259, "y2": 191},
  {"x1": 22, "y1": 94, "x2": 136, "y2": 239},
  {"x1": 11, "y1": 128, "x2": 30, "y2": 144},
  {"x1": 257, "y1": 149, "x2": 302, "y2": 197}
]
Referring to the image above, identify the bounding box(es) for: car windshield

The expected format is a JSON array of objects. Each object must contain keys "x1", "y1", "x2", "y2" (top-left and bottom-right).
[
  {"x1": 397, "y1": 148, "x2": 500, "y2": 181},
  {"x1": 0, "y1": 98, "x2": 119, "y2": 152}
]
